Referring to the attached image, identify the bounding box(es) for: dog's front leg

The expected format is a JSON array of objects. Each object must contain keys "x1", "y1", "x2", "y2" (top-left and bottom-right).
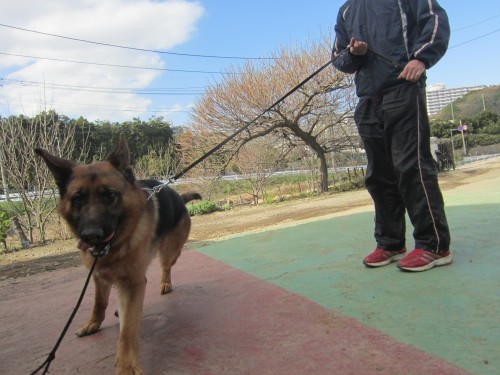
[
  {"x1": 115, "y1": 278, "x2": 146, "y2": 375},
  {"x1": 76, "y1": 275, "x2": 111, "y2": 337}
]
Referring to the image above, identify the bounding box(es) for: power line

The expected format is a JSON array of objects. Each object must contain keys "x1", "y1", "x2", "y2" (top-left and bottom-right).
[
  {"x1": 2, "y1": 25, "x2": 498, "y2": 76},
  {"x1": 0, "y1": 94, "x2": 191, "y2": 114},
  {"x1": 0, "y1": 52, "x2": 231, "y2": 75},
  {"x1": 449, "y1": 28, "x2": 500, "y2": 49},
  {"x1": 0, "y1": 23, "x2": 271, "y2": 61},
  {"x1": 452, "y1": 14, "x2": 500, "y2": 32},
  {"x1": 4, "y1": 86, "x2": 202, "y2": 96},
  {"x1": 1, "y1": 18, "x2": 498, "y2": 121},
  {"x1": 1, "y1": 77, "x2": 205, "y2": 95}
]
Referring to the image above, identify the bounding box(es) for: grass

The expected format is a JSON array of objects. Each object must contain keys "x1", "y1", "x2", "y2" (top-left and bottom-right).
[
  {"x1": 187, "y1": 200, "x2": 231, "y2": 216},
  {"x1": 185, "y1": 170, "x2": 366, "y2": 216}
]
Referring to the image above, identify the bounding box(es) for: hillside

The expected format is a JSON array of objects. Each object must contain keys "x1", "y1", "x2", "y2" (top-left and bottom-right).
[{"x1": 434, "y1": 85, "x2": 500, "y2": 120}]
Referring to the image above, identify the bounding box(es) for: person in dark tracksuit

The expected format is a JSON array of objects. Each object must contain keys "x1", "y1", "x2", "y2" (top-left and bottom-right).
[{"x1": 332, "y1": 0, "x2": 452, "y2": 271}]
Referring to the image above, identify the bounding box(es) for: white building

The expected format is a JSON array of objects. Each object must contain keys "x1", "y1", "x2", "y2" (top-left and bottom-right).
[{"x1": 426, "y1": 84, "x2": 484, "y2": 118}]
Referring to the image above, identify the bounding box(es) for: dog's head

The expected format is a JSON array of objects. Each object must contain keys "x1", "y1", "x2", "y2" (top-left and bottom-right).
[{"x1": 35, "y1": 135, "x2": 137, "y2": 251}]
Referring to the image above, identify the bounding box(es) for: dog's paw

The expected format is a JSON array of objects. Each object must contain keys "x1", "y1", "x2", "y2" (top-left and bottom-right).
[
  {"x1": 160, "y1": 282, "x2": 173, "y2": 295},
  {"x1": 115, "y1": 363, "x2": 143, "y2": 375},
  {"x1": 75, "y1": 321, "x2": 102, "y2": 337}
]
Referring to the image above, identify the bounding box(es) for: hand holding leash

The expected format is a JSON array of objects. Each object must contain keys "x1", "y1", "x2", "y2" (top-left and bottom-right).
[
  {"x1": 398, "y1": 59, "x2": 426, "y2": 82},
  {"x1": 348, "y1": 37, "x2": 368, "y2": 55}
]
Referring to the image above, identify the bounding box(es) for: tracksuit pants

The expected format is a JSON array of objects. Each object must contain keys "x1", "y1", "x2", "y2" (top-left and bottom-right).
[{"x1": 354, "y1": 83, "x2": 450, "y2": 253}]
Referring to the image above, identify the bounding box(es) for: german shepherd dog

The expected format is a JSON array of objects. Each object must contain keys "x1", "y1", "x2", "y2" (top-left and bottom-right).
[{"x1": 35, "y1": 135, "x2": 201, "y2": 374}]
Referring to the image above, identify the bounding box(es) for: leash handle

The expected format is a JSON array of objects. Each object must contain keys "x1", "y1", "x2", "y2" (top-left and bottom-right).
[
  {"x1": 31, "y1": 256, "x2": 99, "y2": 375},
  {"x1": 343, "y1": 44, "x2": 405, "y2": 70}
]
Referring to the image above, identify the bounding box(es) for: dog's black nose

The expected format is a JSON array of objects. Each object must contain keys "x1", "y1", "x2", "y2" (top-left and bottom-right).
[{"x1": 80, "y1": 228, "x2": 104, "y2": 246}]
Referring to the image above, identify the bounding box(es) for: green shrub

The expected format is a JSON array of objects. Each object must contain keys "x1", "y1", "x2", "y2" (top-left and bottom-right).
[
  {"x1": 465, "y1": 134, "x2": 500, "y2": 147},
  {"x1": 330, "y1": 179, "x2": 365, "y2": 193},
  {"x1": 220, "y1": 203, "x2": 233, "y2": 211},
  {"x1": 187, "y1": 200, "x2": 230, "y2": 216},
  {"x1": 0, "y1": 211, "x2": 10, "y2": 250}
]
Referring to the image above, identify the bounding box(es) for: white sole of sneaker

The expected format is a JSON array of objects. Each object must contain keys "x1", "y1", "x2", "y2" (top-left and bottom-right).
[
  {"x1": 398, "y1": 254, "x2": 453, "y2": 272},
  {"x1": 363, "y1": 253, "x2": 406, "y2": 267}
]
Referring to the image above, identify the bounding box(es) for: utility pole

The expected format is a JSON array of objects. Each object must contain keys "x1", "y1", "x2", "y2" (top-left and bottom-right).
[
  {"x1": 450, "y1": 128, "x2": 455, "y2": 160},
  {"x1": 459, "y1": 120, "x2": 467, "y2": 155}
]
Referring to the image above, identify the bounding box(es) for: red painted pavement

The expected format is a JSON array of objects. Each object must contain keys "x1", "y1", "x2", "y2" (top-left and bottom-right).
[{"x1": 0, "y1": 248, "x2": 469, "y2": 374}]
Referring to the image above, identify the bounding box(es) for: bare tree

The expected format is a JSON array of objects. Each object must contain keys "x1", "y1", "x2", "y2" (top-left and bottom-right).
[
  {"x1": 0, "y1": 112, "x2": 89, "y2": 244},
  {"x1": 0, "y1": 135, "x2": 30, "y2": 248},
  {"x1": 187, "y1": 35, "x2": 358, "y2": 192},
  {"x1": 177, "y1": 126, "x2": 232, "y2": 200},
  {"x1": 232, "y1": 137, "x2": 288, "y2": 205},
  {"x1": 133, "y1": 140, "x2": 181, "y2": 180}
]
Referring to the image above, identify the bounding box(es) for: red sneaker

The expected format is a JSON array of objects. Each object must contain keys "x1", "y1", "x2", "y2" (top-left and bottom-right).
[
  {"x1": 363, "y1": 248, "x2": 406, "y2": 267},
  {"x1": 397, "y1": 249, "x2": 452, "y2": 272}
]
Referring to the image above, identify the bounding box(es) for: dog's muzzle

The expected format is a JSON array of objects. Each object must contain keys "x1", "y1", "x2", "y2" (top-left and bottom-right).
[{"x1": 78, "y1": 231, "x2": 115, "y2": 258}]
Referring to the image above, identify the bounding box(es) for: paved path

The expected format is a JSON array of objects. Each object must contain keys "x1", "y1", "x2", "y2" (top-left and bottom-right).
[
  {"x1": 1, "y1": 168, "x2": 498, "y2": 374},
  {"x1": 193, "y1": 168, "x2": 500, "y2": 375}
]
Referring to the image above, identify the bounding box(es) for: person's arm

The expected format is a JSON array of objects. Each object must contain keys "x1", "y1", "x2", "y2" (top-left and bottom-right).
[
  {"x1": 410, "y1": 0, "x2": 450, "y2": 69},
  {"x1": 331, "y1": 4, "x2": 367, "y2": 74}
]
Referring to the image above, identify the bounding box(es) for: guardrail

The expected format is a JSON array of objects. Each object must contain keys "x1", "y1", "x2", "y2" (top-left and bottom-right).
[{"x1": 0, "y1": 190, "x2": 56, "y2": 203}]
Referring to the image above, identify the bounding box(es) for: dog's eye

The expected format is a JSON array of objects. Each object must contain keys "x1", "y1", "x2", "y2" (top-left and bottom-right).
[
  {"x1": 102, "y1": 190, "x2": 119, "y2": 204},
  {"x1": 71, "y1": 193, "x2": 85, "y2": 206}
]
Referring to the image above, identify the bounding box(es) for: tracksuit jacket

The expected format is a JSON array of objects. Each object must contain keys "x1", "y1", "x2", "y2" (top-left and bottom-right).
[
  {"x1": 331, "y1": 0, "x2": 451, "y2": 253},
  {"x1": 332, "y1": 0, "x2": 450, "y2": 97}
]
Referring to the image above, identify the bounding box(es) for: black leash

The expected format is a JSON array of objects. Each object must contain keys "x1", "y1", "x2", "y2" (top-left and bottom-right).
[
  {"x1": 149, "y1": 60, "x2": 332, "y2": 196},
  {"x1": 165, "y1": 48, "x2": 404, "y2": 188},
  {"x1": 30, "y1": 256, "x2": 99, "y2": 375},
  {"x1": 30, "y1": 61, "x2": 333, "y2": 372},
  {"x1": 30, "y1": 50, "x2": 400, "y2": 372},
  {"x1": 172, "y1": 60, "x2": 332, "y2": 182},
  {"x1": 368, "y1": 47, "x2": 405, "y2": 70}
]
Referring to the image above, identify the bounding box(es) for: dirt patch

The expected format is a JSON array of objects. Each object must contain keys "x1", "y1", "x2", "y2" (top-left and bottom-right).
[{"x1": 1, "y1": 156, "x2": 500, "y2": 280}]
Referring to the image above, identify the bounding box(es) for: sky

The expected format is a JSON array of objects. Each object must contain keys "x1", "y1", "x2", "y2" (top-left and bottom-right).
[{"x1": 0, "y1": 0, "x2": 499, "y2": 126}]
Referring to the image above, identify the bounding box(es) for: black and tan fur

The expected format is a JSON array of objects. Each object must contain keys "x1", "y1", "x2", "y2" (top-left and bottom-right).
[{"x1": 35, "y1": 135, "x2": 201, "y2": 374}]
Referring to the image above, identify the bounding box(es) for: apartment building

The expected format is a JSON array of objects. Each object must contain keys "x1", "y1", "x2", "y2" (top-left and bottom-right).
[{"x1": 426, "y1": 83, "x2": 484, "y2": 117}]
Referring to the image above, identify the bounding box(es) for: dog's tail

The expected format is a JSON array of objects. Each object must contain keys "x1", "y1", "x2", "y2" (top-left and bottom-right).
[{"x1": 182, "y1": 192, "x2": 202, "y2": 203}]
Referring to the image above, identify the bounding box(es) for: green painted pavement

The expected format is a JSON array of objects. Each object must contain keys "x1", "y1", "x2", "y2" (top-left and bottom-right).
[{"x1": 193, "y1": 173, "x2": 500, "y2": 375}]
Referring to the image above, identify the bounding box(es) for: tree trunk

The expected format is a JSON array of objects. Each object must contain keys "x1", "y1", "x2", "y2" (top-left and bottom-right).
[
  {"x1": 303, "y1": 140, "x2": 329, "y2": 193},
  {"x1": 288, "y1": 125, "x2": 330, "y2": 193},
  {"x1": 317, "y1": 152, "x2": 329, "y2": 193},
  {"x1": 11, "y1": 217, "x2": 30, "y2": 249}
]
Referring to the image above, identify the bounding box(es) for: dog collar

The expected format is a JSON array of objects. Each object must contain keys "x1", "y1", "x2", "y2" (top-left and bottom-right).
[
  {"x1": 85, "y1": 231, "x2": 115, "y2": 258},
  {"x1": 90, "y1": 242, "x2": 111, "y2": 258}
]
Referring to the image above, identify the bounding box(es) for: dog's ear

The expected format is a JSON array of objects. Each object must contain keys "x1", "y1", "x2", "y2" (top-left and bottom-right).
[
  {"x1": 35, "y1": 148, "x2": 76, "y2": 197},
  {"x1": 106, "y1": 134, "x2": 135, "y2": 183}
]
